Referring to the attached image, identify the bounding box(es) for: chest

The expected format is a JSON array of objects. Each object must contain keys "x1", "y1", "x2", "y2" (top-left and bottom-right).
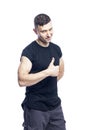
[{"x1": 31, "y1": 46, "x2": 60, "y2": 72}]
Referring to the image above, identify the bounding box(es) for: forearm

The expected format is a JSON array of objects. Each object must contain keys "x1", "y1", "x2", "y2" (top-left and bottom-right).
[{"x1": 18, "y1": 69, "x2": 49, "y2": 87}]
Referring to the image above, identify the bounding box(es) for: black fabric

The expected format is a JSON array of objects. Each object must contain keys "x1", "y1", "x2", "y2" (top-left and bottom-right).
[{"x1": 21, "y1": 41, "x2": 62, "y2": 111}]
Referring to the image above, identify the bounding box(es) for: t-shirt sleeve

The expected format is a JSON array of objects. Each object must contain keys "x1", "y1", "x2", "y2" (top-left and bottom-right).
[
  {"x1": 21, "y1": 47, "x2": 33, "y2": 62},
  {"x1": 57, "y1": 45, "x2": 62, "y2": 58}
]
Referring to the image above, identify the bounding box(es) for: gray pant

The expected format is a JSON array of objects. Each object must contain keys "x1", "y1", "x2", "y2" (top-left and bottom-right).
[{"x1": 23, "y1": 105, "x2": 66, "y2": 130}]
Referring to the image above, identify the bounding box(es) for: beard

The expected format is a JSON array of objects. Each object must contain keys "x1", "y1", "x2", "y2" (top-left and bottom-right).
[{"x1": 38, "y1": 36, "x2": 51, "y2": 45}]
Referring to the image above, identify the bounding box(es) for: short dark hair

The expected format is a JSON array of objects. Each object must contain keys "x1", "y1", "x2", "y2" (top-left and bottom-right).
[{"x1": 34, "y1": 13, "x2": 51, "y2": 28}]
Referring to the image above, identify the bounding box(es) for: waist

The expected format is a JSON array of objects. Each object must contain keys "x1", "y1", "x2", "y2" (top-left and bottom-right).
[{"x1": 22, "y1": 95, "x2": 61, "y2": 111}]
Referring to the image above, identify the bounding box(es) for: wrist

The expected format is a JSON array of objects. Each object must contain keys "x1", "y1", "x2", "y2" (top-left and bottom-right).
[{"x1": 44, "y1": 68, "x2": 50, "y2": 77}]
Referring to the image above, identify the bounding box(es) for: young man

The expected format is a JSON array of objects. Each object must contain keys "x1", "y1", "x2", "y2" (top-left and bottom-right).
[{"x1": 18, "y1": 13, "x2": 66, "y2": 130}]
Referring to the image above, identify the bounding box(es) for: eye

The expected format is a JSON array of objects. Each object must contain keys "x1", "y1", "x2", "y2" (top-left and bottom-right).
[
  {"x1": 49, "y1": 28, "x2": 53, "y2": 31},
  {"x1": 41, "y1": 30, "x2": 47, "y2": 33}
]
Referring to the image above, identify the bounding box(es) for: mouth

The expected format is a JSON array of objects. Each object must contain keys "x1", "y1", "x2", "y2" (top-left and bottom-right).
[{"x1": 46, "y1": 37, "x2": 51, "y2": 41}]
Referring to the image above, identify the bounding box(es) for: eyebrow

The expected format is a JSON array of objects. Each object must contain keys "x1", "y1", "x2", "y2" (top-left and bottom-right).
[{"x1": 41, "y1": 27, "x2": 53, "y2": 32}]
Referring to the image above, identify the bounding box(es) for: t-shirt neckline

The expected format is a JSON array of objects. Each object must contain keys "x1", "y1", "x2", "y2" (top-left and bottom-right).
[{"x1": 35, "y1": 40, "x2": 51, "y2": 49}]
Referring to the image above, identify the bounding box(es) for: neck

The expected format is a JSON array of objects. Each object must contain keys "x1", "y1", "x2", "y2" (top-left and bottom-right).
[{"x1": 36, "y1": 39, "x2": 49, "y2": 47}]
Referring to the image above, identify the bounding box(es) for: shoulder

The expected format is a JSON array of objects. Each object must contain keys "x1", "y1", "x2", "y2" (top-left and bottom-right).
[
  {"x1": 22, "y1": 41, "x2": 38, "y2": 55},
  {"x1": 21, "y1": 41, "x2": 37, "y2": 61},
  {"x1": 50, "y1": 42, "x2": 62, "y2": 51},
  {"x1": 50, "y1": 42, "x2": 62, "y2": 58},
  {"x1": 23, "y1": 41, "x2": 36, "y2": 51}
]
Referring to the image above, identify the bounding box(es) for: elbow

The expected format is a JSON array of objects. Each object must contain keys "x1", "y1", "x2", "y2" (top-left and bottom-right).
[
  {"x1": 18, "y1": 78, "x2": 32, "y2": 87},
  {"x1": 18, "y1": 78, "x2": 26, "y2": 87},
  {"x1": 18, "y1": 72, "x2": 26, "y2": 87},
  {"x1": 17, "y1": 73, "x2": 32, "y2": 87},
  {"x1": 18, "y1": 81, "x2": 24, "y2": 87}
]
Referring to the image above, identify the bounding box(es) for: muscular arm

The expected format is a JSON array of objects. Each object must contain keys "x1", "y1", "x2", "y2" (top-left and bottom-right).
[
  {"x1": 18, "y1": 56, "x2": 59, "y2": 87},
  {"x1": 57, "y1": 58, "x2": 64, "y2": 80}
]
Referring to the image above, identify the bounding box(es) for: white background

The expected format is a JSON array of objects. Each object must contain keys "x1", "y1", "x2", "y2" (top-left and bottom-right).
[{"x1": 0, "y1": 0, "x2": 87, "y2": 130}]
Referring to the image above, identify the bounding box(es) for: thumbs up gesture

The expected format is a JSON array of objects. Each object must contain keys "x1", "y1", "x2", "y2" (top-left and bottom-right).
[
  {"x1": 49, "y1": 57, "x2": 55, "y2": 65},
  {"x1": 47, "y1": 57, "x2": 59, "y2": 77}
]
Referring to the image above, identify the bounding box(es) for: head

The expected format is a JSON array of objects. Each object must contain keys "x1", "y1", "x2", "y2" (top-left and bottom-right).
[{"x1": 33, "y1": 13, "x2": 53, "y2": 44}]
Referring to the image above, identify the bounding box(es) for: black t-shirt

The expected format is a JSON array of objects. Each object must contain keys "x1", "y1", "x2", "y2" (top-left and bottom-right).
[{"x1": 21, "y1": 41, "x2": 62, "y2": 111}]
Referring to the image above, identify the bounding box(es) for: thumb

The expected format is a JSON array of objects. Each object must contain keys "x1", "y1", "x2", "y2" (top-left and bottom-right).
[{"x1": 50, "y1": 57, "x2": 55, "y2": 65}]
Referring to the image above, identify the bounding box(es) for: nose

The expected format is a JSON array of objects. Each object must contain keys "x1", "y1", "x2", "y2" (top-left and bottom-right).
[{"x1": 47, "y1": 31, "x2": 51, "y2": 37}]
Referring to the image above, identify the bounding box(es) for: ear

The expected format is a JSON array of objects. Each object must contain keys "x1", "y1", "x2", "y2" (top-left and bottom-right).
[{"x1": 33, "y1": 28, "x2": 37, "y2": 34}]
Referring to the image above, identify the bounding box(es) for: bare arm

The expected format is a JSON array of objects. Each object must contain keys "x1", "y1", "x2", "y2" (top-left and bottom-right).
[
  {"x1": 57, "y1": 58, "x2": 64, "y2": 80},
  {"x1": 18, "y1": 56, "x2": 59, "y2": 87}
]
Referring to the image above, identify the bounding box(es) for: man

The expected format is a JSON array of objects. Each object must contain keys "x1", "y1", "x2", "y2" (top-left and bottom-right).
[{"x1": 18, "y1": 13, "x2": 66, "y2": 130}]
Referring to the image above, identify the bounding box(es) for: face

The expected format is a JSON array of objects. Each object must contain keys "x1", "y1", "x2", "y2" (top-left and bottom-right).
[{"x1": 34, "y1": 21, "x2": 53, "y2": 44}]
